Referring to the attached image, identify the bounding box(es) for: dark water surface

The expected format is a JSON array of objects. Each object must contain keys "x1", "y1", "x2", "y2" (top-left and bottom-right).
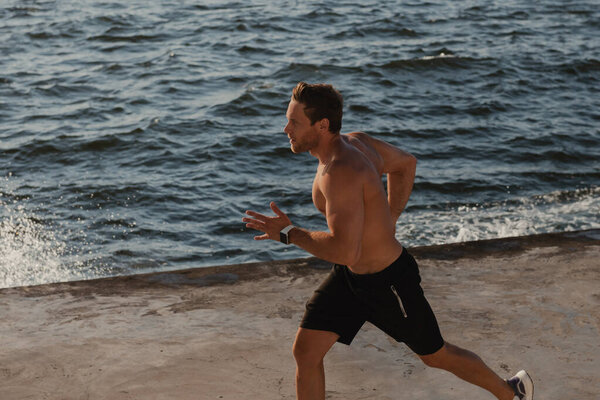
[{"x1": 1, "y1": 0, "x2": 599, "y2": 287}]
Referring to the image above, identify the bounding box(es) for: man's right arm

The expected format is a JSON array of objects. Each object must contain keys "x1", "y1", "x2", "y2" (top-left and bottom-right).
[{"x1": 349, "y1": 132, "x2": 417, "y2": 223}]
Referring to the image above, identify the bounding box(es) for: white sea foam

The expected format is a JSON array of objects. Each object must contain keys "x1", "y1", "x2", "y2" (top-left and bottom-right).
[
  {"x1": 399, "y1": 186, "x2": 600, "y2": 247},
  {"x1": 0, "y1": 181, "x2": 89, "y2": 289},
  {"x1": 421, "y1": 52, "x2": 456, "y2": 61}
]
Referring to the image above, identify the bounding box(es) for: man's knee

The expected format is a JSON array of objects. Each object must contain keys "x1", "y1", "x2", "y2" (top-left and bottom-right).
[
  {"x1": 418, "y1": 342, "x2": 449, "y2": 369},
  {"x1": 292, "y1": 335, "x2": 327, "y2": 368},
  {"x1": 292, "y1": 328, "x2": 338, "y2": 368},
  {"x1": 420, "y1": 352, "x2": 442, "y2": 368}
]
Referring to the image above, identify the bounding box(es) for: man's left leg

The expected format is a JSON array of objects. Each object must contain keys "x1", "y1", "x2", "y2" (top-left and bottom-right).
[{"x1": 418, "y1": 341, "x2": 515, "y2": 400}]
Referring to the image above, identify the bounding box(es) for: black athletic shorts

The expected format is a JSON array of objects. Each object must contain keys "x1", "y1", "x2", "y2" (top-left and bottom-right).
[{"x1": 300, "y1": 248, "x2": 444, "y2": 356}]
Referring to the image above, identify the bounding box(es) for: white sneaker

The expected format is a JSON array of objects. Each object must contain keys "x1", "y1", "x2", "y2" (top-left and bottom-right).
[{"x1": 506, "y1": 370, "x2": 534, "y2": 400}]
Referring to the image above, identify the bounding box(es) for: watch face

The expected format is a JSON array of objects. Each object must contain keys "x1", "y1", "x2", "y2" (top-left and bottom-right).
[{"x1": 280, "y1": 225, "x2": 293, "y2": 244}]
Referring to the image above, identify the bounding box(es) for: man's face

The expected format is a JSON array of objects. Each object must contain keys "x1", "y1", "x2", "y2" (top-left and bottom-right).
[{"x1": 284, "y1": 100, "x2": 320, "y2": 154}]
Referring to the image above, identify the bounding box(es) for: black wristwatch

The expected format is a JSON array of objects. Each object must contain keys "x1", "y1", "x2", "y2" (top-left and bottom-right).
[{"x1": 279, "y1": 225, "x2": 295, "y2": 245}]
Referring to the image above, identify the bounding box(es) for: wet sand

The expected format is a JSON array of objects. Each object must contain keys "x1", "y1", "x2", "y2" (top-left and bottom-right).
[{"x1": 1, "y1": 230, "x2": 599, "y2": 400}]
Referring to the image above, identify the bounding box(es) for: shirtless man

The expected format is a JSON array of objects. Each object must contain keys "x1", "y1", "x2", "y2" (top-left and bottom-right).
[{"x1": 243, "y1": 82, "x2": 533, "y2": 400}]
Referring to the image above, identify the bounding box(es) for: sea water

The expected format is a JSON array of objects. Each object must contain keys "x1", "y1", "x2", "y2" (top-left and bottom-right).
[{"x1": 1, "y1": 0, "x2": 599, "y2": 288}]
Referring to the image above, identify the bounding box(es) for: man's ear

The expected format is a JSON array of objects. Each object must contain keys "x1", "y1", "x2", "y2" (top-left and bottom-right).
[{"x1": 317, "y1": 118, "x2": 330, "y2": 133}]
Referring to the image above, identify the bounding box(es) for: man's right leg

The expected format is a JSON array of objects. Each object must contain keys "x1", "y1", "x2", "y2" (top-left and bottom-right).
[{"x1": 292, "y1": 327, "x2": 340, "y2": 400}]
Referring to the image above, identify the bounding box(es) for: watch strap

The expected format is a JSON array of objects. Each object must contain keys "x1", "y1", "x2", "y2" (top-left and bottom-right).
[{"x1": 280, "y1": 225, "x2": 295, "y2": 245}]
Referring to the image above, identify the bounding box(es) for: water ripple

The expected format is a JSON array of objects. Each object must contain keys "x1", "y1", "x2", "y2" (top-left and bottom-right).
[{"x1": 1, "y1": 0, "x2": 599, "y2": 288}]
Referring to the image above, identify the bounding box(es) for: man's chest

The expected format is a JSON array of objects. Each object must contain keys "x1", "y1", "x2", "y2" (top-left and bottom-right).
[{"x1": 312, "y1": 175, "x2": 326, "y2": 215}]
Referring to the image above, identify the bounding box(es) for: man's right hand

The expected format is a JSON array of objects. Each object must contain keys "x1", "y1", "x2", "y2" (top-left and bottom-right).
[{"x1": 243, "y1": 201, "x2": 292, "y2": 242}]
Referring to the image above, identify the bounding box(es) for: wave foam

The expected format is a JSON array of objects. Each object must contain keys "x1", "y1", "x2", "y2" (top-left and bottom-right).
[
  {"x1": 399, "y1": 186, "x2": 600, "y2": 246},
  {"x1": 0, "y1": 179, "x2": 90, "y2": 289}
]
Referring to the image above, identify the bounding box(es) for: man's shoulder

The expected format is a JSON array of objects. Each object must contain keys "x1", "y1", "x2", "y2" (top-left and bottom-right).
[
  {"x1": 343, "y1": 131, "x2": 371, "y2": 147},
  {"x1": 341, "y1": 132, "x2": 384, "y2": 175},
  {"x1": 319, "y1": 160, "x2": 364, "y2": 199},
  {"x1": 322, "y1": 151, "x2": 370, "y2": 187},
  {"x1": 326, "y1": 157, "x2": 361, "y2": 175}
]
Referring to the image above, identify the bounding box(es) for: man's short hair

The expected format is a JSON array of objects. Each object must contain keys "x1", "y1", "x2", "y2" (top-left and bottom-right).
[{"x1": 292, "y1": 82, "x2": 343, "y2": 134}]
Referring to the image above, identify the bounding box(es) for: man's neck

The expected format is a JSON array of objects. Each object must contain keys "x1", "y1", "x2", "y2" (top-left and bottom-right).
[{"x1": 310, "y1": 133, "x2": 343, "y2": 165}]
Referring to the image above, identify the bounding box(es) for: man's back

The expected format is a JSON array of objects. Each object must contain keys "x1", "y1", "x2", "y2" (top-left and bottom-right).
[{"x1": 311, "y1": 132, "x2": 403, "y2": 274}]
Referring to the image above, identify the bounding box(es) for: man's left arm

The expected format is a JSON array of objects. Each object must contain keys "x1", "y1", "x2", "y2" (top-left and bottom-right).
[{"x1": 349, "y1": 132, "x2": 417, "y2": 223}]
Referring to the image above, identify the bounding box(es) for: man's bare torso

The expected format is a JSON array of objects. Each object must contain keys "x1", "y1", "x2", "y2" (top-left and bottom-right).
[{"x1": 312, "y1": 133, "x2": 403, "y2": 274}]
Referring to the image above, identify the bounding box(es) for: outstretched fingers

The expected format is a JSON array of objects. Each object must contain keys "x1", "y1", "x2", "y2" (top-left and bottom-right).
[
  {"x1": 242, "y1": 215, "x2": 265, "y2": 231},
  {"x1": 245, "y1": 210, "x2": 269, "y2": 222},
  {"x1": 270, "y1": 201, "x2": 285, "y2": 217},
  {"x1": 270, "y1": 202, "x2": 292, "y2": 227},
  {"x1": 244, "y1": 221, "x2": 264, "y2": 231},
  {"x1": 243, "y1": 203, "x2": 292, "y2": 241}
]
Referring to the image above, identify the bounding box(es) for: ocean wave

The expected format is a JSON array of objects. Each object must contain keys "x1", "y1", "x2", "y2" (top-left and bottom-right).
[
  {"x1": 272, "y1": 62, "x2": 366, "y2": 79},
  {"x1": 0, "y1": 126, "x2": 208, "y2": 168},
  {"x1": 4, "y1": 134, "x2": 132, "y2": 160},
  {"x1": 32, "y1": 82, "x2": 98, "y2": 97},
  {"x1": 303, "y1": 8, "x2": 344, "y2": 21},
  {"x1": 236, "y1": 45, "x2": 281, "y2": 56},
  {"x1": 87, "y1": 33, "x2": 163, "y2": 43},
  {"x1": 209, "y1": 86, "x2": 285, "y2": 117},
  {"x1": 246, "y1": 19, "x2": 296, "y2": 34},
  {"x1": 503, "y1": 130, "x2": 599, "y2": 148},
  {"x1": 326, "y1": 25, "x2": 418, "y2": 39},
  {"x1": 497, "y1": 28, "x2": 538, "y2": 37},
  {"x1": 372, "y1": 53, "x2": 490, "y2": 71},
  {"x1": 509, "y1": 148, "x2": 599, "y2": 164},
  {"x1": 26, "y1": 30, "x2": 77, "y2": 40},
  {"x1": 466, "y1": 101, "x2": 509, "y2": 115},
  {"x1": 400, "y1": 186, "x2": 600, "y2": 246},
  {"x1": 192, "y1": 2, "x2": 252, "y2": 12},
  {"x1": 560, "y1": 59, "x2": 600, "y2": 75},
  {"x1": 415, "y1": 180, "x2": 507, "y2": 196},
  {"x1": 520, "y1": 58, "x2": 600, "y2": 78},
  {"x1": 5, "y1": 6, "x2": 41, "y2": 18}
]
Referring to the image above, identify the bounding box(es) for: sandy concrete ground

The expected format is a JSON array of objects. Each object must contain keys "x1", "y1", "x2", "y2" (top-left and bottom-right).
[{"x1": 1, "y1": 230, "x2": 599, "y2": 400}]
